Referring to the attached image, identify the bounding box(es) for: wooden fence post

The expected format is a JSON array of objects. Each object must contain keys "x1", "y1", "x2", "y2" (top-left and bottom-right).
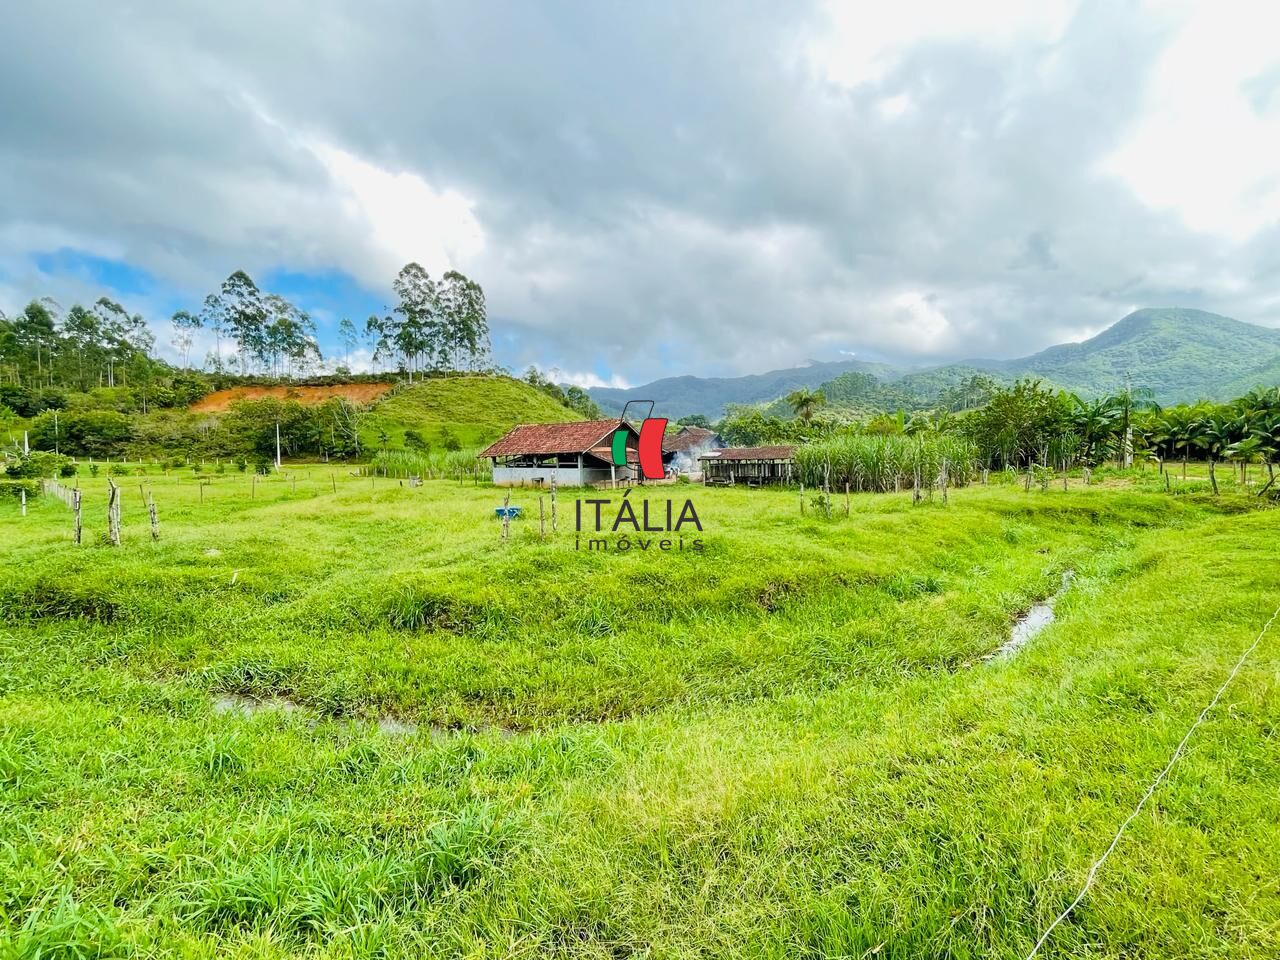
[
  {"x1": 331, "y1": 472, "x2": 337, "y2": 494},
  {"x1": 19, "y1": 489, "x2": 26, "y2": 517},
  {"x1": 551, "y1": 477, "x2": 558, "y2": 533},
  {"x1": 73, "y1": 488, "x2": 82, "y2": 545},
  {"x1": 844, "y1": 482, "x2": 850, "y2": 517},
  {"x1": 106, "y1": 479, "x2": 121, "y2": 546},
  {"x1": 502, "y1": 491, "x2": 511, "y2": 540},
  {"x1": 148, "y1": 495, "x2": 160, "y2": 541},
  {"x1": 799, "y1": 482, "x2": 805, "y2": 516},
  {"x1": 540, "y1": 495, "x2": 546, "y2": 539}
]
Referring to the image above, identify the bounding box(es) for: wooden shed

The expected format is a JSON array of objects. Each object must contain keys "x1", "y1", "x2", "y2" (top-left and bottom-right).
[{"x1": 700, "y1": 445, "x2": 795, "y2": 486}]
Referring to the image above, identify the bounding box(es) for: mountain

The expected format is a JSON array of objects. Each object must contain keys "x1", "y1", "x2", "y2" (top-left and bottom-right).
[
  {"x1": 762, "y1": 370, "x2": 917, "y2": 418},
  {"x1": 971, "y1": 308, "x2": 1280, "y2": 403},
  {"x1": 590, "y1": 358, "x2": 902, "y2": 420},
  {"x1": 593, "y1": 308, "x2": 1280, "y2": 418}
]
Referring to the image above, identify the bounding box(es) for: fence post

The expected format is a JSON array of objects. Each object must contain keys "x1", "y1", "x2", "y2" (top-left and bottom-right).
[
  {"x1": 502, "y1": 491, "x2": 511, "y2": 540},
  {"x1": 551, "y1": 477, "x2": 557, "y2": 533},
  {"x1": 799, "y1": 482, "x2": 805, "y2": 516},
  {"x1": 19, "y1": 489, "x2": 26, "y2": 517},
  {"x1": 107, "y1": 479, "x2": 121, "y2": 546},
  {"x1": 845, "y1": 482, "x2": 850, "y2": 517},
  {"x1": 149, "y1": 495, "x2": 160, "y2": 541},
  {"x1": 540, "y1": 495, "x2": 546, "y2": 539},
  {"x1": 73, "y1": 488, "x2": 82, "y2": 544}
]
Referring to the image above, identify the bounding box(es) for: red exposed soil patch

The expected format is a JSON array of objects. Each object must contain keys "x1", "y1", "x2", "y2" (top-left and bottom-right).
[{"x1": 190, "y1": 383, "x2": 393, "y2": 413}]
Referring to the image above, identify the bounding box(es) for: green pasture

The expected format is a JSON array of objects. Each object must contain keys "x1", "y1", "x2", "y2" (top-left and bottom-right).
[{"x1": 1, "y1": 469, "x2": 1277, "y2": 957}]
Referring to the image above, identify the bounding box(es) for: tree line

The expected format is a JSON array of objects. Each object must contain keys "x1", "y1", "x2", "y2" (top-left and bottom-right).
[
  {"x1": 718, "y1": 379, "x2": 1280, "y2": 495},
  {"x1": 0, "y1": 262, "x2": 493, "y2": 392}
]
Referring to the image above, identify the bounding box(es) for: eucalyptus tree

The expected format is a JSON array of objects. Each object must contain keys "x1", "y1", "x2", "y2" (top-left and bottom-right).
[
  {"x1": 220, "y1": 271, "x2": 268, "y2": 374},
  {"x1": 170, "y1": 309, "x2": 202, "y2": 369},
  {"x1": 368, "y1": 262, "x2": 440, "y2": 379},
  {"x1": 338, "y1": 318, "x2": 360, "y2": 369},
  {"x1": 438, "y1": 270, "x2": 490, "y2": 370},
  {"x1": 262, "y1": 295, "x2": 320, "y2": 376},
  {"x1": 198, "y1": 293, "x2": 227, "y2": 371}
]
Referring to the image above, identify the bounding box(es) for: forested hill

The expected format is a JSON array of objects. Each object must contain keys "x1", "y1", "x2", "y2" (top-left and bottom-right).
[
  {"x1": 592, "y1": 308, "x2": 1280, "y2": 417},
  {"x1": 968, "y1": 308, "x2": 1280, "y2": 403},
  {"x1": 590, "y1": 358, "x2": 901, "y2": 420}
]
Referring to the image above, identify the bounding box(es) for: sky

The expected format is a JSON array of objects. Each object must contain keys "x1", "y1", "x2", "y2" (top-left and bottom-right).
[{"x1": 2, "y1": 1, "x2": 1279, "y2": 388}]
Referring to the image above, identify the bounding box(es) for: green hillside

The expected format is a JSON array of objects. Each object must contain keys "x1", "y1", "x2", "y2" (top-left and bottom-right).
[
  {"x1": 360, "y1": 375, "x2": 584, "y2": 451},
  {"x1": 763, "y1": 370, "x2": 918, "y2": 418},
  {"x1": 601, "y1": 308, "x2": 1280, "y2": 418},
  {"x1": 983, "y1": 308, "x2": 1280, "y2": 402},
  {"x1": 592, "y1": 358, "x2": 903, "y2": 420}
]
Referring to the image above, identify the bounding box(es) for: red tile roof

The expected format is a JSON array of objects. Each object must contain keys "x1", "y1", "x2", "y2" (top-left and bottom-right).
[
  {"x1": 479, "y1": 420, "x2": 631, "y2": 458},
  {"x1": 663, "y1": 425, "x2": 718, "y2": 453},
  {"x1": 700, "y1": 445, "x2": 795, "y2": 461}
]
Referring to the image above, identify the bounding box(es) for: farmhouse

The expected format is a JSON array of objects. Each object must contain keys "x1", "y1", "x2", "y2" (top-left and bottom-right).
[
  {"x1": 480, "y1": 419, "x2": 638, "y2": 487},
  {"x1": 700, "y1": 445, "x2": 795, "y2": 486},
  {"x1": 663, "y1": 425, "x2": 722, "y2": 476}
]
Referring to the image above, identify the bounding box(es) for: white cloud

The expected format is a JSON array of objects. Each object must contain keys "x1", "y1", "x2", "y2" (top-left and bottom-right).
[
  {"x1": 806, "y1": 0, "x2": 1077, "y2": 88},
  {"x1": 1104, "y1": 1, "x2": 1280, "y2": 240},
  {"x1": 551, "y1": 369, "x2": 632, "y2": 390},
  {"x1": 310, "y1": 141, "x2": 485, "y2": 281}
]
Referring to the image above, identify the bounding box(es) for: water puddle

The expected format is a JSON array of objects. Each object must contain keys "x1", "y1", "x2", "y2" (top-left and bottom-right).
[
  {"x1": 212, "y1": 693, "x2": 303, "y2": 716},
  {"x1": 211, "y1": 695, "x2": 515, "y2": 740},
  {"x1": 376, "y1": 717, "x2": 419, "y2": 736},
  {"x1": 987, "y1": 570, "x2": 1074, "y2": 660}
]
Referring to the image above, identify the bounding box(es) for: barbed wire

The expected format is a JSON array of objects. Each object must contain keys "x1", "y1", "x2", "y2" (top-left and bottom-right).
[{"x1": 1026, "y1": 598, "x2": 1280, "y2": 959}]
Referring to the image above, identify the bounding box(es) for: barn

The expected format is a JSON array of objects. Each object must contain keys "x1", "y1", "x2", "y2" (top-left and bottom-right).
[
  {"x1": 663, "y1": 425, "x2": 722, "y2": 476},
  {"x1": 700, "y1": 445, "x2": 795, "y2": 486},
  {"x1": 479, "y1": 419, "x2": 639, "y2": 487}
]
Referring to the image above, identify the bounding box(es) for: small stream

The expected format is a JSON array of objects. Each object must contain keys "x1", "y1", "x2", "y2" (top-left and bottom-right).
[{"x1": 988, "y1": 570, "x2": 1074, "y2": 660}]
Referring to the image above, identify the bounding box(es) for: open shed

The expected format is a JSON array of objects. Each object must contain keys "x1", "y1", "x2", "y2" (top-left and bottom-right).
[{"x1": 700, "y1": 445, "x2": 795, "y2": 486}]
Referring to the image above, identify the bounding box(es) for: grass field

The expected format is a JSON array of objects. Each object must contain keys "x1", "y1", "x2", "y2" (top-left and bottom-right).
[
  {"x1": 1, "y1": 469, "x2": 1278, "y2": 958},
  {"x1": 359, "y1": 376, "x2": 584, "y2": 452}
]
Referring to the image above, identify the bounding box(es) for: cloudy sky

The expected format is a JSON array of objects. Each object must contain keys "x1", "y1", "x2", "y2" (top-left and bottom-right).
[{"x1": 2, "y1": 1, "x2": 1279, "y2": 387}]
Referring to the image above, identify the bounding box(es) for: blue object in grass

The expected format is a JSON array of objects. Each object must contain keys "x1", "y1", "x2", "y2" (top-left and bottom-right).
[{"x1": 495, "y1": 506, "x2": 522, "y2": 519}]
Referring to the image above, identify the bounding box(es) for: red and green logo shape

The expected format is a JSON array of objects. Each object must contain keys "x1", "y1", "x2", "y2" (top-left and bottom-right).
[{"x1": 613, "y1": 401, "x2": 667, "y2": 480}]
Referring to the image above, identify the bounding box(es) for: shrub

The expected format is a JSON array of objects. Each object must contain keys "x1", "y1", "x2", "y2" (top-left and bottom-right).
[{"x1": 5, "y1": 452, "x2": 73, "y2": 479}]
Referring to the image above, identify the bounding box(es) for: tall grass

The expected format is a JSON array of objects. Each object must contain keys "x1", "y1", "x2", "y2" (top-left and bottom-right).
[
  {"x1": 795, "y1": 434, "x2": 978, "y2": 491},
  {"x1": 365, "y1": 448, "x2": 492, "y2": 481}
]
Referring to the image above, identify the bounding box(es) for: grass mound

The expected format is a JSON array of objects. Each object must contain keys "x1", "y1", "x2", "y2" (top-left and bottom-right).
[{"x1": 361, "y1": 375, "x2": 583, "y2": 451}]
